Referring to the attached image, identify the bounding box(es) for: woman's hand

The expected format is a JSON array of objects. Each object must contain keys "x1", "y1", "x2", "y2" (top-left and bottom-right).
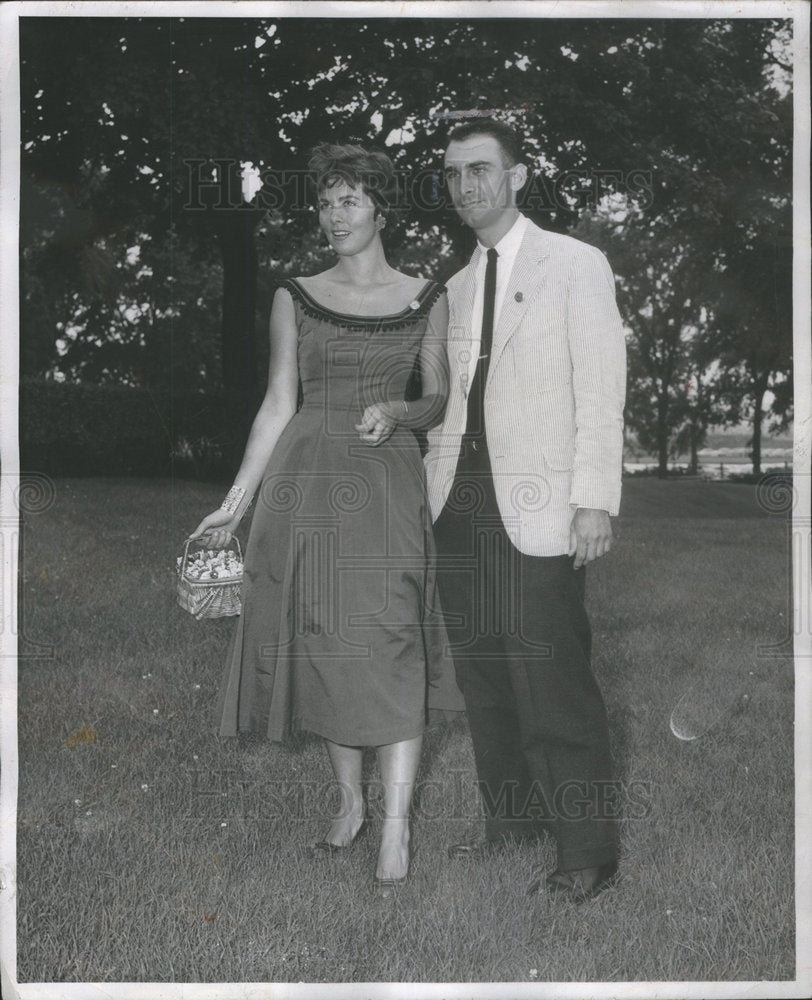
[
  {"x1": 189, "y1": 508, "x2": 240, "y2": 549},
  {"x1": 355, "y1": 402, "x2": 401, "y2": 446}
]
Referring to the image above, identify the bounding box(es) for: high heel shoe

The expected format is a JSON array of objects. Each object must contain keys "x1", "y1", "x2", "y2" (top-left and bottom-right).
[
  {"x1": 373, "y1": 872, "x2": 407, "y2": 898},
  {"x1": 310, "y1": 818, "x2": 369, "y2": 857},
  {"x1": 372, "y1": 828, "x2": 415, "y2": 897}
]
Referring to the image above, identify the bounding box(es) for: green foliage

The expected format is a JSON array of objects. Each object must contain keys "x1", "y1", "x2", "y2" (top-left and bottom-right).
[
  {"x1": 20, "y1": 378, "x2": 230, "y2": 478},
  {"x1": 21, "y1": 216, "x2": 223, "y2": 392},
  {"x1": 569, "y1": 17, "x2": 791, "y2": 476},
  {"x1": 18, "y1": 15, "x2": 794, "y2": 473}
]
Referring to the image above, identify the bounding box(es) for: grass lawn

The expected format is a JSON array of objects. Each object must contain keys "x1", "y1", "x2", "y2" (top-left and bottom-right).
[{"x1": 13, "y1": 476, "x2": 796, "y2": 985}]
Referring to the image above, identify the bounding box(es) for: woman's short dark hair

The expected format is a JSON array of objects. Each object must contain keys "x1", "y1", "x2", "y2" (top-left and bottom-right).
[
  {"x1": 447, "y1": 118, "x2": 524, "y2": 167},
  {"x1": 308, "y1": 143, "x2": 398, "y2": 227}
]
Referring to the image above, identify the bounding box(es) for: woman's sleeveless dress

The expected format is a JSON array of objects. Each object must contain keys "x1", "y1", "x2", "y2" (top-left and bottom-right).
[{"x1": 216, "y1": 277, "x2": 463, "y2": 745}]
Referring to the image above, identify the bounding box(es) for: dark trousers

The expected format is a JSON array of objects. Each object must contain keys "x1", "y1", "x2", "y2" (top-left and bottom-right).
[{"x1": 434, "y1": 436, "x2": 618, "y2": 871}]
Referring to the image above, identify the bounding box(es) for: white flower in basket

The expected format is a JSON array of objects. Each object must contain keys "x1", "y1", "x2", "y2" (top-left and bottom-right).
[{"x1": 176, "y1": 538, "x2": 243, "y2": 619}]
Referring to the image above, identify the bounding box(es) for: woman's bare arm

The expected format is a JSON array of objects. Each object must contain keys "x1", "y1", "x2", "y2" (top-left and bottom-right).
[{"x1": 190, "y1": 287, "x2": 299, "y2": 543}]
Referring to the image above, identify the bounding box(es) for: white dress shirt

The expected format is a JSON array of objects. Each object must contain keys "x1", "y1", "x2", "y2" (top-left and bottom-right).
[{"x1": 464, "y1": 212, "x2": 529, "y2": 394}]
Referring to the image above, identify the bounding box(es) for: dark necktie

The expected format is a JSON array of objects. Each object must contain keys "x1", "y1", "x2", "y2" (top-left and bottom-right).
[{"x1": 465, "y1": 247, "x2": 498, "y2": 439}]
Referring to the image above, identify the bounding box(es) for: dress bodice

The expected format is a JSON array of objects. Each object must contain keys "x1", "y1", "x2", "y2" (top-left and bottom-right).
[{"x1": 280, "y1": 278, "x2": 445, "y2": 415}]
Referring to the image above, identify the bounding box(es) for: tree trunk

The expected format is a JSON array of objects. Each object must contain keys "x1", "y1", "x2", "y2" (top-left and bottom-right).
[
  {"x1": 216, "y1": 177, "x2": 262, "y2": 469},
  {"x1": 657, "y1": 394, "x2": 669, "y2": 477},
  {"x1": 689, "y1": 425, "x2": 699, "y2": 475},
  {"x1": 751, "y1": 383, "x2": 767, "y2": 476}
]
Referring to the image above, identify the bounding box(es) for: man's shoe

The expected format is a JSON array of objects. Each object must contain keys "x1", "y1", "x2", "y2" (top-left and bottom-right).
[{"x1": 528, "y1": 860, "x2": 619, "y2": 902}]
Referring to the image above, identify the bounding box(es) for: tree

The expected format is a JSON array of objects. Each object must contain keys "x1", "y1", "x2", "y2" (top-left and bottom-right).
[
  {"x1": 574, "y1": 211, "x2": 718, "y2": 476},
  {"x1": 708, "y1": 225, "x2": 793, "y2": 475},
  {"x1": 19, "y1": 15, "x2": 793, "y2": 471}
]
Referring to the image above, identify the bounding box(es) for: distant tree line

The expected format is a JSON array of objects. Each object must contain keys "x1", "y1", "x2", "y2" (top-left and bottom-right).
[{"x1": 19, "y1": 15, "x2": 792, "y2": 475}]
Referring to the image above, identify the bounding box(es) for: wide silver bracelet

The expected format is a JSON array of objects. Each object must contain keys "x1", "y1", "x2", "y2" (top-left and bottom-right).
[{"x1": 220, "y1": 485, "x2": 246, "y2": 516}]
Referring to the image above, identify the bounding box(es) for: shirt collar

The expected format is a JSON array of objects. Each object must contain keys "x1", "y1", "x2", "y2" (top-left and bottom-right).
[{"x1": 476, "y1": 213, "x2": 528, "y2": 264}]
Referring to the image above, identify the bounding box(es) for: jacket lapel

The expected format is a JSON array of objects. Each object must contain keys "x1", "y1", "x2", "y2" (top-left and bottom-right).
[{"x1": 488, "y1": 226, "x2": 549, "y2": 381}]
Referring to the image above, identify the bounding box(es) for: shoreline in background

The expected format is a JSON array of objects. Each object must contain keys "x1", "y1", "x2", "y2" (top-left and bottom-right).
[
  {"x1": 624, "y1": 432, "x2": 793, "y2": 478},
  {"x1": 623, "y1": 459, "x2": 792, "y2": 480}
]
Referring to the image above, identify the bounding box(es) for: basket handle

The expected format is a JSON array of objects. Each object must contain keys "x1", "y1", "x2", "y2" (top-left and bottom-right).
[{"x1": 179, "y1": 535, "x2": 243, "y2": 577}]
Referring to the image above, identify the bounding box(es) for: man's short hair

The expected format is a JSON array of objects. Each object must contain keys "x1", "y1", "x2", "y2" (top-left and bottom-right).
[{"x1": 446, "y1": 118, "x2": 524, "y2": 167}]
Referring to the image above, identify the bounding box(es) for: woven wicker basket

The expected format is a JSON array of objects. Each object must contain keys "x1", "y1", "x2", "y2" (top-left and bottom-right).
[{"x1": 176, "y1": 538, "x2": 243, "y2": 620}]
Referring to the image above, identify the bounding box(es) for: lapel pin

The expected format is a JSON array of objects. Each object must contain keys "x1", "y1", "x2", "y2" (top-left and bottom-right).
[{"x1": 514, "y1": 291, "x2": 523, "y2": 302}]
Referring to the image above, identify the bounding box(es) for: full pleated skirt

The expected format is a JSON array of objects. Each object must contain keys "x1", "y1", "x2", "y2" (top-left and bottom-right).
[{"x1": 216, "y1": 407, "x2": 462, "y2": 745}]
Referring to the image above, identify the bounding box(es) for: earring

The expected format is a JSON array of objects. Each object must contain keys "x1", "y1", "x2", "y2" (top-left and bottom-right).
[{"x1": 377, "y1": 218, "x2": 386, "y2": 230}]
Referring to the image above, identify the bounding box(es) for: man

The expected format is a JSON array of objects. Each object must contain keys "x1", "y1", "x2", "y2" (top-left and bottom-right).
[{"x1": 426, "y1": 119, "x2": 626, "y2": 902}]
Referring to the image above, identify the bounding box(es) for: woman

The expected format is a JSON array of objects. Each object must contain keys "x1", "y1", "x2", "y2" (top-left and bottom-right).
[{"x1": 191, "y1": 143, "x2": 457, "y2": 893}]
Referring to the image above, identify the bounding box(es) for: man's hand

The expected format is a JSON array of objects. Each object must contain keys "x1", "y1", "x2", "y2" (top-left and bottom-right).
[{"x1": 568, "y1": 508, "x2": 613, "y2": 569}]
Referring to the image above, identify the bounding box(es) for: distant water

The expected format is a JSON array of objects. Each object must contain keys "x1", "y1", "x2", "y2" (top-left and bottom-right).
[{"x1": 625, "y1": 447, "x2": 792, "y2": 479}]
